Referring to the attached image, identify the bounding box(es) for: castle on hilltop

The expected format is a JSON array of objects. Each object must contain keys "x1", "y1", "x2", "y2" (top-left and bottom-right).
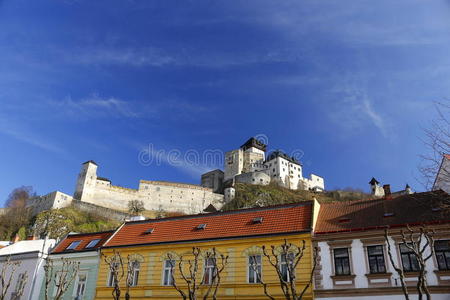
[
  {"x1": 27, "y1": 137, "x2": 325, "y2": 216},
  {"x1": 200, "y1": 137, "x2": 325, "y2": 201}
]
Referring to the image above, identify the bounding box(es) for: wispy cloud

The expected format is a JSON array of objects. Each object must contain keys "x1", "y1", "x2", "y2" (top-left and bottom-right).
[
  {"x1": 326, "y1": 81, "x2": 389, "y2": 137},
  {"x1": 136, "y1": 143, "x2": 213, "y2": 179},
  {"x1": 0, "y1": 114, "x2": 64, "y2": 153},
  {"x1": 53, "y1": 94, "x2": 141, "y2": 118}
]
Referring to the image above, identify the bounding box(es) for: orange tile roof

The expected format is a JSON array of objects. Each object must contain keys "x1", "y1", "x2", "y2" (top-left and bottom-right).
[
  {"x1": 52, "y1": 231, "x2": 114, "y2": 254},
  {"x1": 104, "y1": 202, "x2": 313, "y2": 248},
  {"x1": 315, "y1": 190, "x2": 450, "y2": 234}
]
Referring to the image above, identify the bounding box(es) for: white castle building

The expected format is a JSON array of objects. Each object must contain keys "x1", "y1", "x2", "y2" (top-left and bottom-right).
[
  {"x1": 200, "y1": 138, "x2": 325, "y2": 201},
  {"x1": 433, "y1": 154, "x2": 450, "y2": 193}
]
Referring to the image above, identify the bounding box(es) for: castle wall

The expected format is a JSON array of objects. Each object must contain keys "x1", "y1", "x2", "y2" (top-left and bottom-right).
[
  {"x1": 224, "y1": 149, "x2": 243, "y2": 181},
  {"x1": 235, "y1": 171, "x2": 270, "y2": 186},
  {"x1": 27, "y1": 191, "x2": 73, "y2": 215},
  {"x1": 78, "y1": 173, "x2": 225, "y2": 215}
]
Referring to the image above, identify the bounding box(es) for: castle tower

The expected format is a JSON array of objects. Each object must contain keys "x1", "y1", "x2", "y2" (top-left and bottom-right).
[
  {"x1": 369, "y1": 177, "x2": 385, "y2": 197},
  {"x1": 74, "y1": 160, "x2": 98, "y2": 201}
]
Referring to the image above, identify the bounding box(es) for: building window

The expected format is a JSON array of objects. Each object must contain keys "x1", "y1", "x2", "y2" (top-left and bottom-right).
[
  {"x1": 399, "y1": 244, "x2": 420, "y2": 272},
  {"x1": 248, "y1": 255, "x2": 262, "y2": 283},
  {"x1": 128, "y1": 261, "x2": 140, "y2": 286},
  {"x1": 74, "y1": 273, "x2": 87, "y2": 300},
  {"x1": 334, "y1": 248, "x2": 351, "y2": 275},
  {"x1": 11, "y1": 273, "x2": 26, "y2": 300},
  {"x1": 85, "y1": 239, "x2": 101, "y2": 249},
  {"x1": 435, "y1": 240, "x2": 450, "y2": 270},
  {"x1": 280, "y1": 253, "x2": 294, "y2": 282},
  {"x1": 367, "y1": 245, "x2": 386, "y2": 273},
  {"x1": 203, "y1": 258, "x2": 217, "y2": 285},
  {"x1": 66, "y1": 240, "x2": 82, "y2": 250},
  {"x1": 163, "y1": 260, "x2": 175, "y2": 286},
  {"x1": 107, "y1": 263, "x2": 119, "y2": 287}
]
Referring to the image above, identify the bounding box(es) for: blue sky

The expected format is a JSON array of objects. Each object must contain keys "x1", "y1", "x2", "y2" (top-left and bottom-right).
[{"x1": 1, "y1": 0, "x2": 450, "y2": 205}]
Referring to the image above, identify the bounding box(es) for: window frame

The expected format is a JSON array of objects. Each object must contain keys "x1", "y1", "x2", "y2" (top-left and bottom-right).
[
  {"x1": 367, "y1": 245, "x2": 386, "y2": 274},
  {"x1": 162, "y1": 259, "x2": 175, "y2": 286},
  {"x1": 73, "y1": 271, "x2": 88, "y2": 299},
  {"x1": 85, "y1": 239, "x2": 101, "y2": 249},
  {"x1": 203, "y1": 257, "x2": 217, "y2": 285},
  {"x1": 107, "y1": 262, "x2": 119, "y2": 287},
  {"x1": 333, "y1": 248, "x2": 351, "y2": 276},
  {"x1": 434, "y1": 240, "x2": 450, "y2": 271},
  {"x1": 128, "y1": 261, "x2": 140, "y2": 287},
  {"x1": 399, "y1": 243, "x2": 420, "y2": 272},
  {"x1": 66, "y1": 240, "x2": 82, "y2": 250},
  {"x1": 247, "y1": 255, "x2": 262, "y2": 284},
  {"x1": 280, "y1": 252, "x2": 295, "y2": 282}
]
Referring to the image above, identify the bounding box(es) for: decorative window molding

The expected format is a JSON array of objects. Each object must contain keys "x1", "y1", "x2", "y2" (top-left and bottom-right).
[
  {"x1": 128, "y1": 253, "x2": 145, "y2": 263},
  {"x1": 242, "y1": 246, "x2": 263, "y2": 257}
]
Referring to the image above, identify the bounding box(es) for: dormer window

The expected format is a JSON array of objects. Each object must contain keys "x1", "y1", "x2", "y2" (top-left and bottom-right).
[
  {"x1": 252, "y1": 217, "x2": 263, "y2": 224},
  {"x1": 383, "y1": 212, "x2": 395, "y2": 217},
  {"x1": 144, "y1": 228, "x2": 154, "y2": 234},
  {"x1": 85, "y1": 239, "x2": 101, "y2": 249},
  {"x1": 66, "y1": 240, "x2": 81, "y2": 250},
  {"x1": 197, "y1": 224, "x2": 207, "y2": 230}
]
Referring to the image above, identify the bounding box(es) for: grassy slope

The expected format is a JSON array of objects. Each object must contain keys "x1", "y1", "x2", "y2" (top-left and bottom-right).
[{"x1": 222, "y1": 183, "x2": 372, "y2": 210}]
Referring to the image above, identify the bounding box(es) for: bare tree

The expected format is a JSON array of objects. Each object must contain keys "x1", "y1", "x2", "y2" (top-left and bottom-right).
[
  {"x1": 43, "y1": 257, "x2": 80, "y2": 300},
  {"x1": 0, "y1": 256, "x2": 27, "y2": 300},
  {"x1": 103, "y1": 250, "x2": 143, "y2": 300},
  {"x1": 0, "y1": 186, "x2": 33, "y2": 240},
  {"x1": 252, "y1": 240, "x2": 317, "y2": 300},
  {"x1": 34, "y1": 210, "x2": 69, "y2": 240},
  {"x1": 103, "y1": 250, "x2": 125, "y2": 300},
  {"x1": 167, "y1": 247, "x2": 228, "y2": 300},
  {"x1": 419, "y1": 101, "x2": 450, "y2": 192},
  {"x1": 128, "y1": 200, "x2": 145, "y2": 216},
  {"x1": 384, "y1": 226, "x2": 435, "y2": 300}
]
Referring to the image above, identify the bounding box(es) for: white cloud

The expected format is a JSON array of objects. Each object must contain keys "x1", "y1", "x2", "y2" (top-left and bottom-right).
[
  {"x1": 53, "y1": 94, "x2": 141, "y2": 118},
  {"x1": 0, "y1": 115, "x2": 64, "y2": 153},
  {"x1": 326, "y1": 81, "x2": 389, "y2": 137}
]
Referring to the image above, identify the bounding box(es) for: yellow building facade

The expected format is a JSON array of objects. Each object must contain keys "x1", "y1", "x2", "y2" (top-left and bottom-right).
[{"x1": 95, "y1": 202, "x2": 315, "y2": 299}]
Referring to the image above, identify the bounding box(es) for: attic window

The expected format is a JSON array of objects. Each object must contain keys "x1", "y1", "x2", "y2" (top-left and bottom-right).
[
  {"x1": 252, "y1": 217, "x2": 263, "y2": 224},
  {"x1": 196, "y1": 224, "x2": 207, "y2": 230},
  {"x1": 66, "y1": 240, "x2": 81, "y2": 250},
  {"x1": 144, "y1": 228, "x2": 154, "y2": 234},
  {"x1": 338, "y1": 218, "x2": 351, "y2": 223},
  {"x1": 383, "y1": 212, "x2": 395, "y2": 217},
  {"x1": 85, "y1": 239, "x2": 101, "y2": 249},
  {"x1": 432, "y1": 207, "x2": 441, "y2": 212}
]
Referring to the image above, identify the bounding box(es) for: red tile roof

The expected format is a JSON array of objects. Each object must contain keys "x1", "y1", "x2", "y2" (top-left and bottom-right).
[
  {"x1": 315, "y1": 191, "x2": 450, "y2": 234},
  {"x1": 52, "y1": 231, "x2": 114, "y2": 254},
  {"x1": 104, "y1": 202, "x2": 313, "y2": 248}
]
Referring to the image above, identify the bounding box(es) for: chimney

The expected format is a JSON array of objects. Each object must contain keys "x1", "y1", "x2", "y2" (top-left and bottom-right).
[{"x1": 383, "y1": 184, "x2": 391, "y2": 197}]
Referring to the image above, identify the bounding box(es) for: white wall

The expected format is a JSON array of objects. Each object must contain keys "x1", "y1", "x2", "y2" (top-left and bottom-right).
[
  {"x1": 316, "y1": 235, "x2": 444, "y2": 299},
  {"x1": 434, "y1": 156, "x2": 450, "y2": 193}
]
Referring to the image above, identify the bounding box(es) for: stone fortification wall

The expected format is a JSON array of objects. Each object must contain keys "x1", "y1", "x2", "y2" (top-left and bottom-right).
[{"x1": 71, "y1": 201, "x2": 132, "y2": 221}]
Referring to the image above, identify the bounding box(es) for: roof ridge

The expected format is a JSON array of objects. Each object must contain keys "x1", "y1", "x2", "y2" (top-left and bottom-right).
[{"x1": 125, "y1": 201, "x2": 313, "y2": 225}]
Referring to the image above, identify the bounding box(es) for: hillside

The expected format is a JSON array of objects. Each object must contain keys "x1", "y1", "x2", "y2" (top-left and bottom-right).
[{"x1": 222, "y1": 183, "x2": 372, "y2": 210}]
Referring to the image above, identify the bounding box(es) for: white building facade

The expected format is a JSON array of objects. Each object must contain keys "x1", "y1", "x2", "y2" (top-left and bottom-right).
[
  {"x1": 313, "y1": 191, "x2": 450, "y2": 300},
  {"x1": 0, "y1": 239, "x2": 56, "y2": 300},
  {"x1": 222, "y1": 137, "x2": 325, "y2": 191}
]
